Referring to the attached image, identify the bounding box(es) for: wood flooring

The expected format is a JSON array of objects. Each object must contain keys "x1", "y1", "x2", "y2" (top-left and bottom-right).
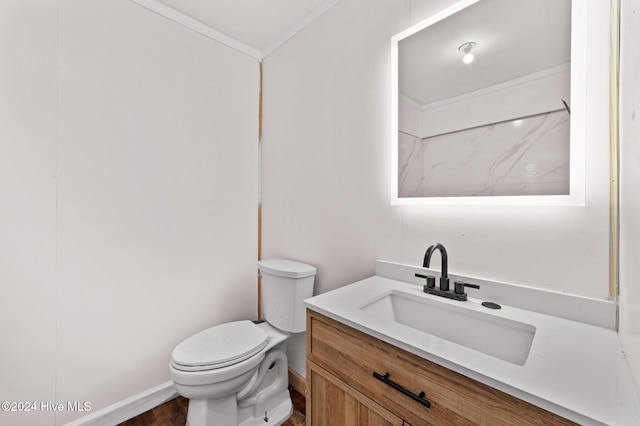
[
  {"x1": 117, "y1": 395, "x2": 188, "y2": 426},
  {"x1": 117, "y1": 387, "x2": 306, "y2": 426}
]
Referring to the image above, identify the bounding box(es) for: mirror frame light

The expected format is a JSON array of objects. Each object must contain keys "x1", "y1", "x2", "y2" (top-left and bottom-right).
[{"x1": 390, "y1": 0, "x2": 586, "y2": 206}]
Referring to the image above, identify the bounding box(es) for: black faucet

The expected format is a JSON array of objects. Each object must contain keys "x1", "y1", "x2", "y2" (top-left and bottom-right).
[
  {"x1": 423, "y1": 243, "x2": 449, "y2": 291},
  {"x1": 415, "y1": 243, "x2": 479, "y2": 301}
]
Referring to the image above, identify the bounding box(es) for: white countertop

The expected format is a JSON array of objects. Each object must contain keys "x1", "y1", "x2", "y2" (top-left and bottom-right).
[{"x1": 304, "y1": 275, "x2": 640, "y2": 425}]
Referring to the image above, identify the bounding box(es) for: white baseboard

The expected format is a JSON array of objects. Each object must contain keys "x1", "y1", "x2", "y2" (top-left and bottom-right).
[{"x1": 64, "y1": 381, "x2": 178, "y2": 426}]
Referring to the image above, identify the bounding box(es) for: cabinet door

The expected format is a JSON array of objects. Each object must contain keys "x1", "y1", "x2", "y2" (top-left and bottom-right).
[{"x1": 307, "y1": 360, "x2": 405, "y2": 426}]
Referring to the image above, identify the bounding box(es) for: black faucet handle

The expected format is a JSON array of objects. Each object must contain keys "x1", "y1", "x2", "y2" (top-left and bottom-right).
[
  {"x1": 426, "y1": 275, "x2": 436, "y2": 288},
  {"x1": 454, "y1": 281, "x2": 480, "y2": 295},
  {"x1": 415, "y1": 273, "x2": 436, "y2": 288}
]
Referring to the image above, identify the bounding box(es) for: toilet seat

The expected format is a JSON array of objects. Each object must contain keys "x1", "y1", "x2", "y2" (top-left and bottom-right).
[{"x1": 171, "y1": 321, "x2": 270, "y2": 372}]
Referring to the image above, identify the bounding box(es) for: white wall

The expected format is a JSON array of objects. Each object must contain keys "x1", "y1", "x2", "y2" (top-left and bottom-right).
[
  {"x1": 262, "y1": 0, "x2": 612, "y2": 377},
  {"x1": 0, "y1": 3, "x2": 58, "y2": 425},
  {"x1": 0, "y1": 1, "x2": 259, "y2": 425},
  {"x1": 619, "y1": 0, "x2": 640, "y2": 398}
]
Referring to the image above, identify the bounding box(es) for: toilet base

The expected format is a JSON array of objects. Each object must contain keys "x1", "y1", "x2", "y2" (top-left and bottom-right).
[
  {"x1": 184, "y1": 386, "x2": 292, "y2": 426},
  {"x1": 186, "y1": 395, "x2": 237, "y2": 426},
  {"x1": 238, "y1": 389, "x2": 292, "y2": 426}
]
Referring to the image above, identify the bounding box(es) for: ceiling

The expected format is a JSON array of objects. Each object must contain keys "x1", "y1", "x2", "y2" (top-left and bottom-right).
[{"x1": 129, "y1": 0, "x2": 338, "y2": 60}]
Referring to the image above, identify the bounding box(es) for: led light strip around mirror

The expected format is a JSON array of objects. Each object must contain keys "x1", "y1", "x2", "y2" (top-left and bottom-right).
[{"x1": 390, "y1": 0, "x2": 586, "y2": 206}]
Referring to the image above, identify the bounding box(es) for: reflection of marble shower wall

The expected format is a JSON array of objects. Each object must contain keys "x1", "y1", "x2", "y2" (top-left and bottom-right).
[{"x1": 399, "y1": 110, "x2": 570, "y2": 197}]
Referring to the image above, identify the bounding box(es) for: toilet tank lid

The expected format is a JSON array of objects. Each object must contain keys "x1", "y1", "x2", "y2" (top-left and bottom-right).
[{"x1": 258, "y1": 259, "x2": 316, "y2": 278}]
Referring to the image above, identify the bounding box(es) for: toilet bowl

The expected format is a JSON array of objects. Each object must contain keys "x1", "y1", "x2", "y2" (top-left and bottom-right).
[{"x1": 169, "y1": 259, "x2": 316, "y2": 426}]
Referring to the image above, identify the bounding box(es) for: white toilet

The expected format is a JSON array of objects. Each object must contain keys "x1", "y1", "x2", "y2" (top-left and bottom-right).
[{"x1": 170, "y1": 259, "x2": 316, "y2": 426}]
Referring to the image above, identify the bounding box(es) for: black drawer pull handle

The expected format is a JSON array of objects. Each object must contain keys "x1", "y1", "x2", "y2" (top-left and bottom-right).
[{"x1": 373, "y1": 371, "x2": 431, "y2": 408}]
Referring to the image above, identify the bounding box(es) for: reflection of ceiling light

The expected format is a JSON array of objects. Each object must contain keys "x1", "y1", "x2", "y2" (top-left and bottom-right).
[{"x1": 459, "y1": 42, "x2": 476, "y2": 64}]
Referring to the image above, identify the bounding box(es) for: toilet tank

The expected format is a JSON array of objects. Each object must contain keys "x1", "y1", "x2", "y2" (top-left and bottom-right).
[{"x1": 258, "y1": 259, "x2": 316, "y2": 333}]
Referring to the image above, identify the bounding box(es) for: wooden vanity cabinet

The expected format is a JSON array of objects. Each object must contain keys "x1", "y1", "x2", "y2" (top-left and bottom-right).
[
  {"x1": 307, "y1": 362, "x2": 404, "y2": 426},
  {"x1": 306, "y1": 310, "x2": 577, "y2": 426}
]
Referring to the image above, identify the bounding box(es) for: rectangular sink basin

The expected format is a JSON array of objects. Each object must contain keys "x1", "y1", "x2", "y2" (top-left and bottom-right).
[{"x1": 359, "y1": 290, "x2": 536, "y2": 365}]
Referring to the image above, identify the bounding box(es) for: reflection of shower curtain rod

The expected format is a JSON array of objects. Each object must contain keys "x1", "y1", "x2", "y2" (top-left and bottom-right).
[{"x1": 409, "y1": 108, "x2": 567, "y2": 140}]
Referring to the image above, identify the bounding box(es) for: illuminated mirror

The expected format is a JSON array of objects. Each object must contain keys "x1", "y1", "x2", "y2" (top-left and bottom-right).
[{"x1": 391, "y1": 0, "x2": 586, "y2": 205}]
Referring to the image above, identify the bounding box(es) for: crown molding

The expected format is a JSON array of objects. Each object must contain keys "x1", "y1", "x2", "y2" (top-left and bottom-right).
[
  {"x1": 129, "y1": 0, "x2": 262, "y2": 60},
  {"x1": 129, "y1": 0, "x2": 338, "y2": 61},
  {"x1": 260, "y1": 0, "x2": 338, "y2": 59}
]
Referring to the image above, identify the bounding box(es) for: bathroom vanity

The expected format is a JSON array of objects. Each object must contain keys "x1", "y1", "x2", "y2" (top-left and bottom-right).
[
  {"x1": 304, "y1": 261, "x2": 640, "y2": 425},
  {"x1": 307, "y1": 310, "x2": 575, "y2": 425}
]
